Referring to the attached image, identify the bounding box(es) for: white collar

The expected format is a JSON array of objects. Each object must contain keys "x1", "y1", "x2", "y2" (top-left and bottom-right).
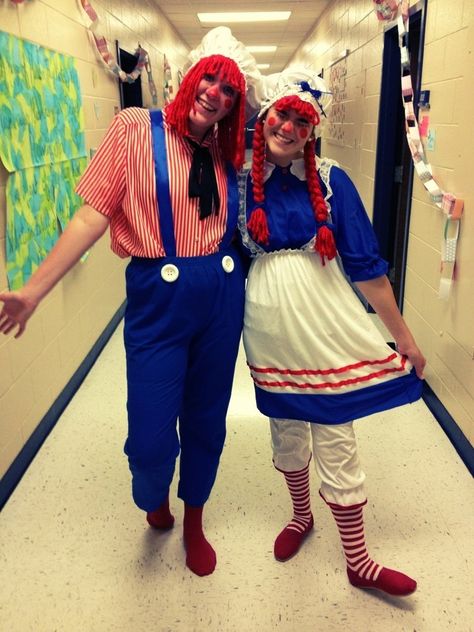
[{"x1": 261, "y1": 156, "x2": 320, "y2": 182}]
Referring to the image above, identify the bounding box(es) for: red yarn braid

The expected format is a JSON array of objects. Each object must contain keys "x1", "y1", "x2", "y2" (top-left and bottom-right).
[
  {"x1": 248, "y1": 95, "x2": 337, "y2": 263},
  {"x1": 303, "y1": 138, "x2": 337, "y2": 263},
  {"x1": 165, "y1": 55, "x2": 246, "y2": 169},
  {"x1": 247, "y1": 117, "x2": 270, "y2": 244}
]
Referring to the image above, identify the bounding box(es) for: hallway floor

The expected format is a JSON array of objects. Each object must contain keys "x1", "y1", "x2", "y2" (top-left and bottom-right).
[{"x1": 1, "y1": 322, "x2": 473, "y2": 632}]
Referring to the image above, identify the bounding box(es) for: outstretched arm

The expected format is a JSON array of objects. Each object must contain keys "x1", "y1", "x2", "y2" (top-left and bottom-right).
[
  {"x1": 355, "y1": 275, "x2": 426, "y2": 379},
  {"x1": 0, "y1": 204, "x2": 110, "y2": 338}
]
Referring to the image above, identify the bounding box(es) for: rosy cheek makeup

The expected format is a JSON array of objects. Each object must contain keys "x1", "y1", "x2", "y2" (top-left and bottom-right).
[
  {"x1": 267, "y1": 116, "x2": 276, "y2": 127},
  {"x1": 224, "y1": 98, "x2": 233, "y2": 109},
  {"x1": 299, "y1": 128, "x2": 309, "y2": 139}
]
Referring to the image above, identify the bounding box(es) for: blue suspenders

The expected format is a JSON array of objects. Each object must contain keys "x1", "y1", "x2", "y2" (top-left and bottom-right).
[
  {"x1": 149, "y1": 109, "x2": 238, "y2": 256},
  {"x1": 222, "y1": 163, "x2": 239, "y2": 249},
  {"x1": 150, "y1": 110, "x2": 177, "y2": 257}
]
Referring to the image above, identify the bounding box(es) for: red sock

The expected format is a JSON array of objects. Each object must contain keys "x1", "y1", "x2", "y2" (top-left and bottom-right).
[
  {"x1": 183, "y1": 504, "x2": 216, "y2": 577},
  {"x1": 274, "y1": 464, "x2": 314, "y2": 561},
  {"x1": 322, "y1": 494, "x2": 417, "y2": 597},
  {"x1": 146, "y1": 495, "x2": 175, "y2": 530}
]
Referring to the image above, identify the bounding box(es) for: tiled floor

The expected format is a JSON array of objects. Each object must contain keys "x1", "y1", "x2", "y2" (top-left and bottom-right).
[{"x1": 1, "y1": 322, "x2": 473, "y2": 632}]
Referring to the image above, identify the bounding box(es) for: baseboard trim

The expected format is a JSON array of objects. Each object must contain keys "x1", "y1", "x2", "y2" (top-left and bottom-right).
[
  {"x1": 0, "y1": 301, "x2": 126, "y2": 510},
  {"x1": 422, "y1": 382, "x2": 474, "y2": 476}
]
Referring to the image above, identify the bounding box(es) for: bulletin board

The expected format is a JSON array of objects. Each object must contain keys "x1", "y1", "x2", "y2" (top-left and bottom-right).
[
  {"x1": 327, "y1": 58, "x2": 348, "y2": 147},
  {"x1": 0, "y1": 31, "x2": 87, "y2": 289}
]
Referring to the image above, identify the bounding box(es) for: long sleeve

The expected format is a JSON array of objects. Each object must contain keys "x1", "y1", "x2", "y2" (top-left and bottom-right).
[{"x1": 328, "y1": 167, "x2": 388, "y2": 282}]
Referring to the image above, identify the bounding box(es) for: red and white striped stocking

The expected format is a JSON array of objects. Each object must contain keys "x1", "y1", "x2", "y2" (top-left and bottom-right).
[
  {"x1": 322, "y1": 495, "x2": 417, "y2": 596},
  {"x1": 274, "y1": 464, "x2": 314, "y2": 561}
]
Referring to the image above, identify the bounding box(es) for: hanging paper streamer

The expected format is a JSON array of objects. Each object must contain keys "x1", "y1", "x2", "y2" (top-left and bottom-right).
[
  {"x1": 0, "y1": 32, "x2": 87, "y2": 289},
  {"x1": 373, "y1": 0, "x2": 399, "y2": 21},
  {"x1": 78, "y1": 0, "x2": 158, "y2": 106},
  {"x1": 419, "y1": 115, "x2": 429, "y2": 137},
  {"x1": 372, "y1": 0, "x2": 464, "y2": 299}
]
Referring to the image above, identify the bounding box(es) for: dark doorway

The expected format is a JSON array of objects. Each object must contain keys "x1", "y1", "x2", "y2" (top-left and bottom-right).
[
  {"x1": 372, "y1": 5, "x2": 426, "y2": 309},
  {"x1": 115, "y1": 43, "x2": 143, "y2": 109}
]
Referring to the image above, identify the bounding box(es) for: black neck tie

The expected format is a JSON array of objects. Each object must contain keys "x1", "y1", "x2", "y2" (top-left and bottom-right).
[{"x1": 187, "y1": 139, "x2": 220, "y2": 220}]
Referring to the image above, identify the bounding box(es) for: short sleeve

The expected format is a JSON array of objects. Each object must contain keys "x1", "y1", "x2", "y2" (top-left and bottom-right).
[
  {"x1": 328, "y1": 167, "x2": 388, "y2": 281},
  {"x1": 75, "y1": 112, "x2": 127, "y2": 218}
]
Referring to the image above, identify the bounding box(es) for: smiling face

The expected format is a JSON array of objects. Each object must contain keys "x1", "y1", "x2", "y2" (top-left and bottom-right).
[
  {"x1": 263, "y1": 105, "x2": 313, "y2": 166},
  {"x1": 187, "y1": 72, "x2": 239, "y2": 139}
]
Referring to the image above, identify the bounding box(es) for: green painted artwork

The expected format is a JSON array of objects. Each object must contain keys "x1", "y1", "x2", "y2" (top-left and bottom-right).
[{"x1": 0, "y1": 31, "x2": 88, "y2": 289}]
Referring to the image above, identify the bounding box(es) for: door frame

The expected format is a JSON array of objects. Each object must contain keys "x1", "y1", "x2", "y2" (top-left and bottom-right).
[{"x1": 372, "y1": 0, "x2": 428, "y2": 311}]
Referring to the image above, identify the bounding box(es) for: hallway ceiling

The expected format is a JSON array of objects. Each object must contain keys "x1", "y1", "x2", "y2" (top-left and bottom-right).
[{"x1": 152, "y1": 0, "x2": 330, "y2": 73}]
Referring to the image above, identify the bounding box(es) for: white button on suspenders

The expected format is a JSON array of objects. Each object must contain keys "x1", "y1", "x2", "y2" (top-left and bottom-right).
[
  {"x1": 160, "y1": 263, "x2": 179, "y2": 282},
  {"x1": 221, "y1": 255, "x2": 235, "y2": 273}
]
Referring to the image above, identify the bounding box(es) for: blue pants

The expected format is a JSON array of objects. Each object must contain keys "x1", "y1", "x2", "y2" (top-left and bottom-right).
[{"x1": 123, "y1": 248, "x2": 245, "y2": 511}]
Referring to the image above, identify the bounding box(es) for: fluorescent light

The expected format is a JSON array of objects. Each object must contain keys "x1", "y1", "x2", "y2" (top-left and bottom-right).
[
  {"x1": 198, "y1": 12, "x2": 291, "y2": 23},
  {"x1": 246, "y1": 45, "x2": 277, "y2": 53},
  {"x1": 257, "y1": 64, "x2": 270, "y2": 69}
]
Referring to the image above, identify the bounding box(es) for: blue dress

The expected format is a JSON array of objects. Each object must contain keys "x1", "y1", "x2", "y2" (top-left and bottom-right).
[{"x1": 239, "y1": 157, "x2": 423, "y2": 424}]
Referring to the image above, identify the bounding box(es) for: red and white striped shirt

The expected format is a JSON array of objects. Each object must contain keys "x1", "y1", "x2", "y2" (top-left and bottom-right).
[{"x1": 76, "y1": 107, "x2": 231, "y2": 258}]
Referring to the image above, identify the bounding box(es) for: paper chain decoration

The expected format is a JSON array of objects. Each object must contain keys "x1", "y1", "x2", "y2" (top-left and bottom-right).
[
  {"x1": 11, "y1": 1, "x2": 158, "y2": 105},
  {"x1": 374, "y1": 0, "x2": 464, "y2": 299},
  {"x1": 79, "y1": 0, "x2": 158, "y2": 106}
]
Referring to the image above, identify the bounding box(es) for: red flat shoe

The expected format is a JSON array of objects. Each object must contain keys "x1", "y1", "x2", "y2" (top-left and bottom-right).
[
  {"x1": 347, "y1": 566, "x2": 417, "y2": 596},
  {"x1": 274, "y1": 515, "x2": 314, "y2": 561}
]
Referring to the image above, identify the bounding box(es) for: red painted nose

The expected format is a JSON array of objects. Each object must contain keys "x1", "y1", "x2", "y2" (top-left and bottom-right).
[
  {"x1": 281, "y1": 120, "x2": 294, "y2": 132},
  {"x1": 207, "y1": 85, "x2": 219, "y2": 98}
]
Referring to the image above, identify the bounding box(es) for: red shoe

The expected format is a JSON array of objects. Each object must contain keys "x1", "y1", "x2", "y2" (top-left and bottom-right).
[
  {"x1": 274, "y1": 515, "x2": 314, "y2": 561},
  {"x1": 347, "y1": 566, "x2": 417, "y2": 596}
]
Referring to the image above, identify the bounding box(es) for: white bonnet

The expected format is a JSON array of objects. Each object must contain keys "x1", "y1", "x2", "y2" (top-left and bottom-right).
[
  {"x1": 186, "y1": 26, "x2": 264, "y2": 114},
  {"x1": 259, "y1": 66, "x2": 332, "y2": 123}
]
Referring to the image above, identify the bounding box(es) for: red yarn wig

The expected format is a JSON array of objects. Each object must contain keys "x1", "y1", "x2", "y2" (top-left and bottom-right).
[
  {"x1": 165, "y1": 55, "x2": 246, "y2": 170},
  {"x1": 247, "y1": 94, "x2": 337, "y2": 263}
]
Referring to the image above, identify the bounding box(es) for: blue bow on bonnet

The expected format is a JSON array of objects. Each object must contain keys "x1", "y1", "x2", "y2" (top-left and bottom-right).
[{"x1": 298, "y1": 80, "x2": 329, "y2": 118}]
